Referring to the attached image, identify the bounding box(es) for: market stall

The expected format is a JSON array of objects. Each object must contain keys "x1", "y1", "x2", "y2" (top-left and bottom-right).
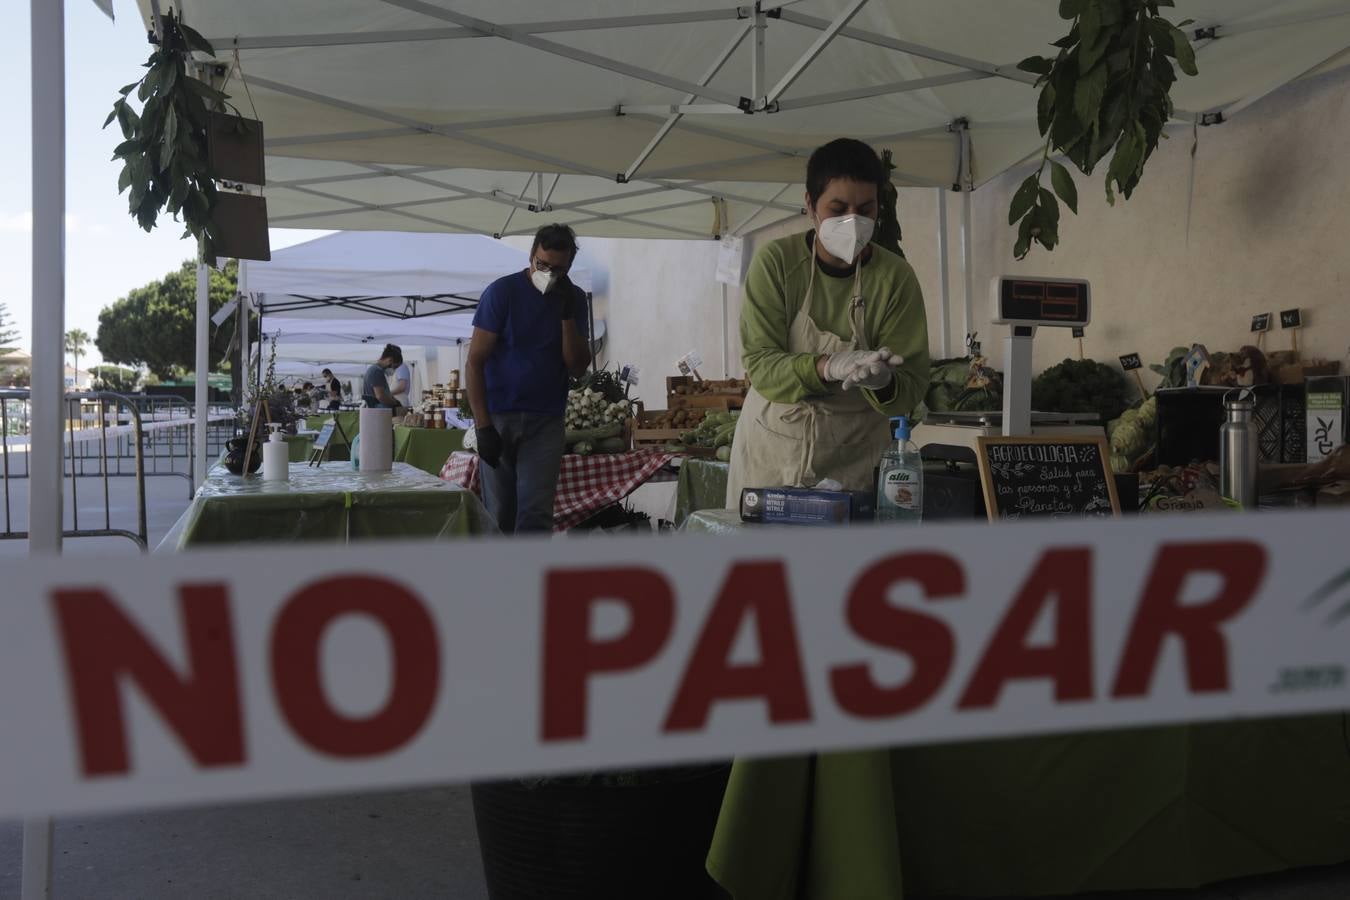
[
  {"x1": 160, "y1": 460, "x2": 496, "y2": 549},
  {"x1": 442, "y1": 449, "x2": 675, "y2": 532}
]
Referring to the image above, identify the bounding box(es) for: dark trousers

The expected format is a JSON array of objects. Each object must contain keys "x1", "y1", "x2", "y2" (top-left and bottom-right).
[{"x1": 479, "y1": 412, "x2": 565, "y2": 534}]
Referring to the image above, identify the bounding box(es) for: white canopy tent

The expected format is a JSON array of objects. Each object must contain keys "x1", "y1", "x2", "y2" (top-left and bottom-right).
[
  {"x1": 243, "y1": 229, "x2": 593, "y2": 319},
  {"x1": 132, "y1": 0, "x2": 1350, "y2": 243},
  {"x1": 245, "y1": 231, "x2": 604, "y2": 392}
]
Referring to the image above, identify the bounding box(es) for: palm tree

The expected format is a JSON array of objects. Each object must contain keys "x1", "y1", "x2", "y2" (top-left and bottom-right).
[{"x1": 65, "y1": 329, "x2": 90, "y2": 386}]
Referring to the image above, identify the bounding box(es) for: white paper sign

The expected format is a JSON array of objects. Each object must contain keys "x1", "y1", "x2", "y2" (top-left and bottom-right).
[
  {"x1": 715, "y1": 235, "x2": 745, "y2": 285},
  {"x1": 3, "y1": 511, "x2": 1350, "y2": 819}
]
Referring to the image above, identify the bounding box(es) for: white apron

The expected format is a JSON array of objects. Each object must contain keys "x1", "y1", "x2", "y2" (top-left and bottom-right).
[{"x1": 726, "y1": 258, "x2": 893, "y2": 506}]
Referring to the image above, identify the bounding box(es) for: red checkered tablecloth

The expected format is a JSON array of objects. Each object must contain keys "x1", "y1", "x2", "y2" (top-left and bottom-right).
[{"x1": 440, "y1": 449, "x2": 676, "y2": 531}]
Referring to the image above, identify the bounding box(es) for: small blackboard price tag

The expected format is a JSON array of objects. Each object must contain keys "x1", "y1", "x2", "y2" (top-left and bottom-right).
[
  {"x1": 976, "y1": 436, "x2": 1120, "y2": 522},
  {"x1": 1118, "y1": 352, "x2": 1143, "y2": 371},
  {"x1": 1280, "y1": 308, "x2": 1303, "y2": 329},
  {"x1": 1071, "y1": 326, "x2": 1085, "y2": 339},
  {"x1": 1250, "y1": 313, "x2": 1271, "y2": 333}
]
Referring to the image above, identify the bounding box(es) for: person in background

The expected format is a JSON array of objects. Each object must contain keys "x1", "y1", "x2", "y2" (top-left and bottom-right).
[
  {"x1": 388, "y1": 354, "x2": 412, "y2": 408},
  {"x1": 726, "y1": 137, "x2": 930, "y2": 505},
  {"x1": 466, "y1": 223, "x2": 591, "y2": 533},
  {"x1": 362, "y1": 344, "x2": 404, "y2": 409},
  {"x1": 322, "y1": 368, "x2": 342, "y2": 410}
]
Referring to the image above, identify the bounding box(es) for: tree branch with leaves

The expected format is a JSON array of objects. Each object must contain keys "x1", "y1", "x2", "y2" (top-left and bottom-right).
[
  {"x1": 106, "y1": 9, "x2": 236, "y2": 261},
  {"x1": 1009, "y1": 0, "x2": 1198, "y2": 259}
]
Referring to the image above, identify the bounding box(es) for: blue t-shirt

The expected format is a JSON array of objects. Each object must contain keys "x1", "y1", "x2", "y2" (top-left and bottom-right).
[{"x1": 472, "y1": 271, "x2": 588, "y2": 416}]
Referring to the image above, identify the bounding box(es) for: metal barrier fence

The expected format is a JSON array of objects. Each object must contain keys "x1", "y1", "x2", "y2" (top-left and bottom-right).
[{"x1": 0, "y1": 390, "x2": 237, "y2": 550}]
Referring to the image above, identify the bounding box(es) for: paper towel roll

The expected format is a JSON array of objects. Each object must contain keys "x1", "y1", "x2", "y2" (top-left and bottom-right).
[{"x1": 359, "y1": 407, "x2": 394, "y2": 472}]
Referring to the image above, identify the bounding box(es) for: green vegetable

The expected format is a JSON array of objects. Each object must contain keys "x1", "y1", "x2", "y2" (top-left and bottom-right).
[
  {"x1": 1031, "y1": 358, "x2": 1130, "y2": 424},
  {"x1": 664, "y1": 442, "x2": 686, "y2": 453},
  {"x1": 712, "y1": 423, "x2": 737, "y2": 448},
  {"x1": 564, "y1": 422, "x2": 623, "y2": 445},
  {"x1": 715, "y1": 445, "x2": 732, "y2": 462},
  {"x1": 595, "y1": 437, "x2": 626, "y2": 453},
  {"x1": 572, "y1": 441, "x2": 593, "y2": 456}
]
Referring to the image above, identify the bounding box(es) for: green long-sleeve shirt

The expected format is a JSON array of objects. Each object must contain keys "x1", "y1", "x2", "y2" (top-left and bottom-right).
[{"x1": 740, "y1": 232, "x2": 930, "y2": 416}]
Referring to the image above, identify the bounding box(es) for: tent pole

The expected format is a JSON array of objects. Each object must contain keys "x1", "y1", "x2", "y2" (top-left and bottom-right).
[
  {"x1": 26, "y1": 1, "x2": 63, "y2": 894},
  {"x1": 721, "y1": 283, "x2": 729, "y2": 378},
  {"x1": 195, "y1": 262, "x2": 210, "y2": 489},
  {"x1": 238, "y1": 261, "x2": 250, "y2": 408},
  {"x1": 936, "y1": 187, "x2": 951, "y2": 359},
  {"x1": 961, "y1": 189, "x2": 974, "y2": 351}
]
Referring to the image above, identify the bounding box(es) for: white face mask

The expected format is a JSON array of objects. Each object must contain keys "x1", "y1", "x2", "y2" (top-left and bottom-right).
[
  {"x1": 815, "y1": 213, "x2": 875, "y2": 263},
  {"x1": 531, "y1": 269, "x2": 557, "y2": 294}
]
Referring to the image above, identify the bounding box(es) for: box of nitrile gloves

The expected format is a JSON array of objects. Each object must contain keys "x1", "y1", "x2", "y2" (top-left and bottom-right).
[
  {"x1": 1306, "y1": 376, "x2": 1348, "y2": 463},
  {"x1": 739, "y1": 487, "x2": 875, "y2": 525}
]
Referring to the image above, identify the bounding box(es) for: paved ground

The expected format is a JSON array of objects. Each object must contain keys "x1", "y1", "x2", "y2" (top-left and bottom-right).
[{"x1": 3, "y1": 466, "x2": 1349, "y2": 899}]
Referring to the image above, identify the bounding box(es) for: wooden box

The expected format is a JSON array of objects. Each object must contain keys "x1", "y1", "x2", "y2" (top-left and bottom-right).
[
  {"x1": 630, "y1": 406, "x2": 719, "y2": 455},
  {"x1": 667, "y1": 376, "x2": 747, "y2": 409}
]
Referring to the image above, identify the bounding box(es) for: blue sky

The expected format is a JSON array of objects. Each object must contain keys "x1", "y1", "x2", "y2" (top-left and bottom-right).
[{"x1": 1, "y1": 0, "x2": 327, "y2": 366}]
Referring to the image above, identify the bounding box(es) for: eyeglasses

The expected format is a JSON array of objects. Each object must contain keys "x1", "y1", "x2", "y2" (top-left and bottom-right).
[{"x1": 532, "y1": 257, "x2": 569, "y2": 276}]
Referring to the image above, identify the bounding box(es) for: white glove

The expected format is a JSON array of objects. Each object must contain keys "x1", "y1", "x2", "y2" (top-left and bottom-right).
[
  {"x1": 820, "y1": 350, "x2": 884, "y2": 384},
  {"x1": 842, "y1": 348, "x2": 904, "y2": 391}
]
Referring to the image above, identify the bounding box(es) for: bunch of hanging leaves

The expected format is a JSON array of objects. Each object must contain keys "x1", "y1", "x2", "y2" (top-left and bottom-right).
[
  {"x1": 873, "y1": 149, "x2": 905, "y2": 259},
  {"x1": 1008, "y1": 0, "x2": 1198, "y2": 259},
  {"x1": 105, "y1": 9, "x2": 235, "y2": 260}
]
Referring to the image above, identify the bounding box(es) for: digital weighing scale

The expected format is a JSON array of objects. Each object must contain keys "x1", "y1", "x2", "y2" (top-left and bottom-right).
[{"x1": 913, "y1": 275, "x2": 1096, "y2": 453}]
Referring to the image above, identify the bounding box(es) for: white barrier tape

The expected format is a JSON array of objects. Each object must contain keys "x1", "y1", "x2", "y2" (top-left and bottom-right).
[{"x1": 2, "y1": 509, "x2": 1348, "y2": 819}]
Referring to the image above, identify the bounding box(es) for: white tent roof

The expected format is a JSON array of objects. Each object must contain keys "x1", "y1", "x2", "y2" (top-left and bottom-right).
[
  {"x1": 141, "y1": 0, "x2": 1350, "y2": 240},
  {"x1": 246, "y1": 230, "x2": 593, "y2": 318},
  {"x1": 260, "y1": 314, "x2": 475, "y2": 344}
]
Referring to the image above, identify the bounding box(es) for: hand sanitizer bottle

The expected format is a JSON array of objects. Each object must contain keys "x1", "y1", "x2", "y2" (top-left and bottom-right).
[{"x1": 876, "y1": 416, "x2": 923, "y2": 523}]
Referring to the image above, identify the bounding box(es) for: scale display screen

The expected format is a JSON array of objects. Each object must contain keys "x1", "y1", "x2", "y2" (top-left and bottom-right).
[{"x1": 992, "y1": 277, "x2": 1090, "y2": 327}]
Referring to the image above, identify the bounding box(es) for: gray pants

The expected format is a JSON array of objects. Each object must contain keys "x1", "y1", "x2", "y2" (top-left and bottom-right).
[{"x1": 479, "y1": 412, "x2": 565, "y2": 534}]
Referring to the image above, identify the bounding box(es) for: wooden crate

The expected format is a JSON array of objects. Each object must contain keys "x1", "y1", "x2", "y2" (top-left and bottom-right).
[
  {"x1": 630, "y1": 406, "x2": 718, "y2": 454},
  {"x1": 667, "y1": 376, "x2": 747, "y2": 409}
]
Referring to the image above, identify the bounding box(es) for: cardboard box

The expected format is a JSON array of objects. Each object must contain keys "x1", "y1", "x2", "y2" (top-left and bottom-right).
[{"x1": 739, "y1": 487, "x2": 875, "y2": 525}]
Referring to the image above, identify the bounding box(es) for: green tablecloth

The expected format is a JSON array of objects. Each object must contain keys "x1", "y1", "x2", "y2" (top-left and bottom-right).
[
  {"x1": 674, "y1": 458, "x2": 730, "y2": 527},
  {"x1": 284, "y1": 433, "x2": 315, "y2": 462},
  {"x1": 698, "y1": 515, "x2": 1350, "y2": 899},
  {"x1": 394, "y1": 425, "x2": 464, "y2": 475},
  {"x1": 169, "y1": 461, "x2": 496, "y2": 548}
]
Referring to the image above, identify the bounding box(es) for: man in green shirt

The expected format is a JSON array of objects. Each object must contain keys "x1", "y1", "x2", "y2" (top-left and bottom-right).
[{"x1": 726, "y1": 138, "x2": 930, "y2": 503}]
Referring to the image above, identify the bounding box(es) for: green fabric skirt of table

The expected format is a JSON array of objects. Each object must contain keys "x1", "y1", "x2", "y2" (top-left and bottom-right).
[
  {"x1": 394, "y1": 426, "x2": 464, "y2": 475},
  {"x1": 175, "y1": 461, "x2": 496, "y2": 547},
  {"x1": 284, "y1": 433, "x2": 315, "y2": 462},
  {"x1": 708, "y1": 716, "x2": 1350, "y2": 899},
  {"x1": 674, "y1": 458, "x2": 730, "y2": 527},
  {"x1": 697, "y1": 506, "x2": 1350, "y2": 897}
]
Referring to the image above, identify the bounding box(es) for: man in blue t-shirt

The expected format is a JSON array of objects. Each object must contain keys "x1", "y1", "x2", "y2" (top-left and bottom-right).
[{"x1": 467, "y1": 224, "x2": 592, "y2": 533}]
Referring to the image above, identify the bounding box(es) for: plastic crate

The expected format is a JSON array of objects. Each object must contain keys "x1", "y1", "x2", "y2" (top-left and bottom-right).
[{"x1": 1252, "y1": 384, "x2": 1306, "y2": 464}]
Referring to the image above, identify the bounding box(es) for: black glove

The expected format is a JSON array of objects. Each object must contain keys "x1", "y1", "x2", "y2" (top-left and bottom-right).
[
  {"x1": 554, "y1": 274, "x2": 576, "y2": 321},
  {"x1": 476, "y1": 425, "x2": 503, "y2": 468}
]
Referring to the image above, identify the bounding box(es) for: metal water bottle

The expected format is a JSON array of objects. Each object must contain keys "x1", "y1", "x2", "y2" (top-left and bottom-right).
[{"x1": 1219, "y1": 389, "x2": 1257, "y2": 509}]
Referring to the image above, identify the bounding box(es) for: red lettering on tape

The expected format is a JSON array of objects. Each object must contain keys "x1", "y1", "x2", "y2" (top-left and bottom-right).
[
  {"x1": 52, "y1": 584, "x2": 244, "y2": 777},
  {"x1": 664, "y1": 561, "x2": 811, "y2": 732},
  {"x1": 271, "y1": 576, "x2": 438, "y2": 757},
  {"x1": 959, "y1": 548, "x2": 1094, "y2": 708},
  {"x1": 542, "y1": 568, "x2": 674, "y2": 742},
  {"x1": 830, "y1": 552, "x2": 963, "y2": 718},
  {"x1": 1112, "y1": 541, "x2": 1266, "y2": 697}
]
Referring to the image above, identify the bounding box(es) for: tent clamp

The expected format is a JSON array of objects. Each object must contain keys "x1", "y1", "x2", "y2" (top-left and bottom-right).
[
  {"x1": 615, "y1": 172, "x2": 628, "y2": 183},
  {"x1": 736, "y1": 4, "x2": 782, "y2": 20},
  {"x1": 527, "y1": 203, "x2": 554, "y2": 213},
  {"x1": 1199, "y1": 111, "x2": 1226, "y2": 127},
  {"x1": 1193, "y1": 25, "x2": 1220, "y2": 41}
]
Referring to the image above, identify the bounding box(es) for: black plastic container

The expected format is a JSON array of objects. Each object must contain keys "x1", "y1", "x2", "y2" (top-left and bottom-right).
[{"x1": 471, "y1": 763, "x2": 731, "y2": 900}]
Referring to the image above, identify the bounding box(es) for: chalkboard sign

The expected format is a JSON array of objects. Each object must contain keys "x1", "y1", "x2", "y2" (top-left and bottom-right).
[
  {"x1": 311, "y1": 421, "x2": 336, "y2": 451},
  {"x1": 975, "y1": 436, "x2": 1120, "y2": 522},
  {"x1": 1119, "y1": 352, "x2": 1142, "y2": 371},
  {"x1": 1280, "y1": 308, "x2": 1302, "y2": 329},
  {"x1": 1250, "y1": 313, "x2": 1271, "y2": 333},
  {"x1": 1071, "y1": 326, "x2": 1085, "y2": 339}
]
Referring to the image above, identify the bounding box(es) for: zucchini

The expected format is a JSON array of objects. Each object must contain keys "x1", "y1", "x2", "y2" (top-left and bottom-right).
[
  {"x1": 595, "y1": 436, "x2": 626, "y2": 453},
  {"x1": 564, "y1": 422, "x2": 623, "y2": 445}
]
